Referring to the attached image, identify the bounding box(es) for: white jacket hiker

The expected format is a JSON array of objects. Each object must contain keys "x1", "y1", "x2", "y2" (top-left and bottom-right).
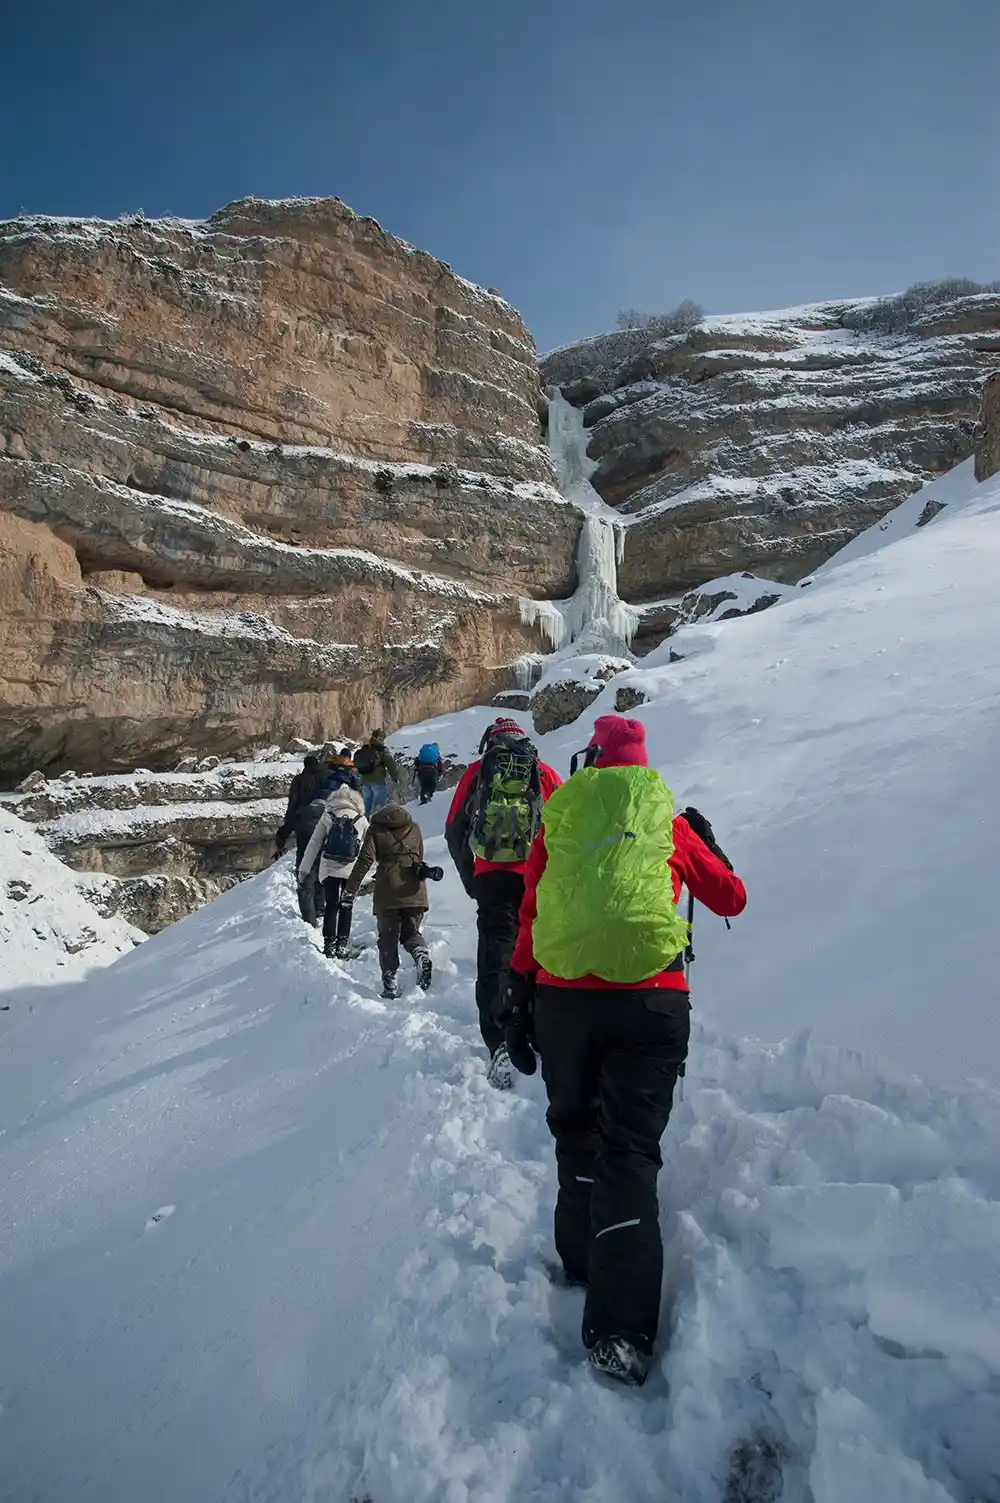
[{"x1": 298, "y1": 785, "x2": 368, "y2": 885}]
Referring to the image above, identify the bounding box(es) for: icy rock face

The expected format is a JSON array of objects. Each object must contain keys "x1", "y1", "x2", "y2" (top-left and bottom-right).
[
  {"x1": 975, "y1": 369, "x2": 1000, "y2": 482},
  {"x1": 0, "y1": 199, "x2": 577, "y2": 777},
  {"x1": 543, "y1": 298, "x2": 1000, "y2": 598}
]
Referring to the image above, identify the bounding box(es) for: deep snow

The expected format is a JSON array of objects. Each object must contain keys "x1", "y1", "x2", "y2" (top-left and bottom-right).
[{"x1": 3, "y1": 463, "x2": 1000, "y2": 1500}]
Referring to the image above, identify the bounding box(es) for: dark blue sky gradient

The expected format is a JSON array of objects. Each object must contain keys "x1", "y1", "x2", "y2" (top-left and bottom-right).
[{"x1": 2, "y1": 0, "x2": 997, "y2": 349}]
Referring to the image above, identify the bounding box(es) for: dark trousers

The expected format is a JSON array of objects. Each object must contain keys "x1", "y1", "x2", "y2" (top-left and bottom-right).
[
  {"x1": 474, "y1": 869, "x2": 524, "y2": 1054},
  {"x1": 377, "y1": 908, "x2": 426, "y2": 975},
  {"x1": 294, "y1": 831, "x2": 325, "y2": 926},
  {"x1": 321, "y1": 877, "x2": 354, "y2": 950},
  {"x1": 533, "y1": 984, "x2": 690, "y2": 1355},
  {"x1": 416, "y1": 767, "x2": 438, "y2": 804}
]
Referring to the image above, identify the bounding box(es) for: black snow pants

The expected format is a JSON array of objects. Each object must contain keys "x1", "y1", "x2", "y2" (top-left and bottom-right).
[
  {"x1": 416, "y1": 767, "x2": 438, "y2": 804},
  {"x1": 321, "y1": 877, "x2": 354, "y2": 951},
  {"x1": 533, "y1": 984, "x2": 690, "y2": 1355},
  {"x1": 473, "y1": 869, "x2": 524, "y2": 1055},
  {"x1": 294, "y1": 829, "x2": 325, "y2": 926}
]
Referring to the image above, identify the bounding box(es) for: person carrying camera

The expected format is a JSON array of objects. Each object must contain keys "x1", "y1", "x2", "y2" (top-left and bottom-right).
[{"x1": 344, "y1": 802, "x2": 443, "y2": 998}]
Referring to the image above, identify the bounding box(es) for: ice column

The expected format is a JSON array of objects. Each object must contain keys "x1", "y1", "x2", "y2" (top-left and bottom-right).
[{"x1": 520, "y1": 390, "x2": 637, "y2": 655}]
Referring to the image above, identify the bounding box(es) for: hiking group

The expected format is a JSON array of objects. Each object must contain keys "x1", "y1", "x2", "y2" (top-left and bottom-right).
[
  {"x1": 274, "y1": 730, "x2": 441, "y2": 996},
  {"x1": 277, "y1": 712, "x2": 746, "y2": 1388}
]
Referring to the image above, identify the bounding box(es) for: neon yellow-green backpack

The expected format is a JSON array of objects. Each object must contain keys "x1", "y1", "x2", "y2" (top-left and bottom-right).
[{"x1": 533, "y1": 765, "x2": 689, "y2": 983}]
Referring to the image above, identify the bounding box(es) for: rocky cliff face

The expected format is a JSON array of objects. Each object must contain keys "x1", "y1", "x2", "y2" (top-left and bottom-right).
[
  {"x1": 975, "y1": 369, "x2": 1000, "y2": 482},
  {"x1": 0, "y1": 198, "x2": 576, "y2": 780},
  {"x1": 543, "y1": 296, "x2": 1000, "y2": 606}
]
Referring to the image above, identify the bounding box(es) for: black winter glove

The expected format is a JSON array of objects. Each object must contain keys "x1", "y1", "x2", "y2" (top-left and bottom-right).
[
  {"x1": 681, "y1": 806, "x2": 734, "y2": 870},
  {"x1": 503, "y1": 972, "x2": 537, "y2": 1076}
]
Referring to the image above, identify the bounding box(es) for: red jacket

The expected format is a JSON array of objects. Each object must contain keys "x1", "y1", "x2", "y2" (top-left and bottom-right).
[
  {"x1": 511, "y1": 814, "x2": 747, "y2": 992},
  {"x1": 445, "y1": 758, "x2": 563, "y2": 883}
]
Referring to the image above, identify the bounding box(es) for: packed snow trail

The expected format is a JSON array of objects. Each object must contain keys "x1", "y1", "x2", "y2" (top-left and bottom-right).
[{"x1": 2, "y1": 819, "x2": 999, "y2": 1500}]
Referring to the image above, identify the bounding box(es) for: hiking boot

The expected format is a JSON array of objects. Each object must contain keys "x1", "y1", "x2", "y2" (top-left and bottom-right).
[
  {"x1": 587, "y1": 1337, "x2": 650, "y2": 1387},
  {"x1": 323, "y1": 938, "x2": 336, "y2": 958},
  {"x1": 334, "y1": 940, "x2": 351, "y2": 960},
  {"x1": 487, "y1": 1044, "x2": 514, "y2": 1090},
  {"x1": 381, "y1": 971, "x2": 400, "y2": 1000},
  {"x1": 414, "y1": 949, "x2": 432, "y2": 991}
]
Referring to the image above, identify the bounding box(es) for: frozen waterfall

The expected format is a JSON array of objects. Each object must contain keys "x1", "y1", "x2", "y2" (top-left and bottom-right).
[{"x1": 520, "y1": 390, "x2": 637, "y2": 656}]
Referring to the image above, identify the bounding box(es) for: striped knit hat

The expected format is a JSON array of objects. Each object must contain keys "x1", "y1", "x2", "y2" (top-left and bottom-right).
[{"x1": 489, "y1": 717, "x2": 525, "y2": 738}]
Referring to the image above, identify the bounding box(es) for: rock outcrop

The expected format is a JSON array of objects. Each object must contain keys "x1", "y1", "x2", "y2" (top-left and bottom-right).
[
  {"x1": 543, "y1": 297, "x2": 1000, "y2": 601},
  {"x1": 0, "y1": 198, "x2": 577, "y2": 780},
  {"x1": 2, "y1": 744, "x2": 468, "y2": 932},
  {"x1": 529, "y1": 655, "x2": 630, "y2": 734}
]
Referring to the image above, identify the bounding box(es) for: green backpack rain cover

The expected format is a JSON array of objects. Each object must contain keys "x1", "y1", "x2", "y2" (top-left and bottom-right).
[{"x1": 533, "y1": 764, "x2": 689, "y2": 984}]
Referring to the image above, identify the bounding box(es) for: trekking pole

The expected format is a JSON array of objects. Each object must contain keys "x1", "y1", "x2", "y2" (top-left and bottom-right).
[{"x1": 684, "y1": 891, "x2": 695, "y2": 981}]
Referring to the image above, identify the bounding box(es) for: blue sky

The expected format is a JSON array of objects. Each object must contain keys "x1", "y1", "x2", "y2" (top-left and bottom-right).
[{"x1": 2, "y1": 0, "x2": 996, "y2": 350}]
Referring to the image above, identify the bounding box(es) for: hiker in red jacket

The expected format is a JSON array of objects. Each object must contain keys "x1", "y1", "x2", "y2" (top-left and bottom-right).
[
  {"x1": 504, "y1": 713, "x2": 746, "y2": 1386},
  {"x1": 445, "y1": 717, "x2": 561, "y2": 1088}
]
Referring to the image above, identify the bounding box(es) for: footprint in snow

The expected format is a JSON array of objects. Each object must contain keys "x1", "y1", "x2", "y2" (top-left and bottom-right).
[{"x1": 144, "y1": 1205, "x2": 176, "y2": 1232}]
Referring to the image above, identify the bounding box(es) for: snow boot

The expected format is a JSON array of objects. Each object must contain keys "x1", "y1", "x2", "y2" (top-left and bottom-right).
[
  {"x1": 414, "y1": 948, "x2": 432, "y2": 991},
  {"x1": 587, "y1": 1337, "x2": 650, "y2": 1387},
  {"x1": 381, "y1": 970, "x2": 400, "y2": 1000},
  {"x1": 487, "y1": 1043, "x2": 514, "y2": 1090},
  {"x1": 334, "y1": 939, "x2": 352, "y2": 960}
]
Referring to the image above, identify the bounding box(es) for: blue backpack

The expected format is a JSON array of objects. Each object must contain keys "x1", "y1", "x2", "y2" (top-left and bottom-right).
[{"x1": 417, "y1": 742, "x2": 440, "y2": 766}]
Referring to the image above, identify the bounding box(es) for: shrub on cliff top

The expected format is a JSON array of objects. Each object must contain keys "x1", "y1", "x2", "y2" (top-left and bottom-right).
[{"x1": 843, "y1": 277, "x2": 1000, "y2": 335}]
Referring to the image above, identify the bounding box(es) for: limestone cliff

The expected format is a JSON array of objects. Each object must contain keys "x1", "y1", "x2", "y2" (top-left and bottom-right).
[
  {"x1": 543, "y1": 296, "x2": 1000, "y2": 603},
  {"x1": 0, "y1": 198, "x2": 576, "y2": 780}
]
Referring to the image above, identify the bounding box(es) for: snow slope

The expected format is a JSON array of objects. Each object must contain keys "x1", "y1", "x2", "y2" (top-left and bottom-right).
[
  {"x1": 814, "y1": 455, "x2": 983, "y2": 575},
  {"x1": 3, "y1": 476, "x2": 1000, "y2": 1500},
  {"x1": 546, "y1": 466, "x2": 1000, "y2": 1088},
  {"x1": 0, "y1": 809, "x2": 139, "y2": 988}
]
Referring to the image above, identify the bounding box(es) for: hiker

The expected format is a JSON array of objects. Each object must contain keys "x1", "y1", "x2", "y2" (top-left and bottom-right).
[
  {"x1": 297, "y1": 775, "x2": 368, "y2": 959},
  {"x1": 445, "y1": 717, "x2": 561, "y2": 1087},
  {"x1": 345, "y1": 803, "x2": 441, "y2": 998},
  {"x1": 503, "y1": 713, "x2": 746, "y2": 1387},
  {"x1": 414, "y1": 741, "x2": 445, "y2": 804},
  {"x1": 353, "y1": 729, "x2": 399, "y2": 818},
  {"x1": 273, "y1": 753, "x2": 332, "y2": 925}
]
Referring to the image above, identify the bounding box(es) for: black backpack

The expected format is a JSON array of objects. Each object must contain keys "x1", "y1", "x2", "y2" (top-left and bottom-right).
[
  {"x1": 469, "y1": 734, "x2": 542, "y2": 864},
  {"x1": 354, "y1": 743, "x2": 380, "y2": 776},
  {"x1": 322, "y1": 813, "x2": 362, "y2": 863},
  {"x1": 296, "y1": 792, "x2": 331, "y2": 838}
]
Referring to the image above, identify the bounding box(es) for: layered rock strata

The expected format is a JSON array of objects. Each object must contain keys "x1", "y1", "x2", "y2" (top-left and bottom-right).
[
  {"x1": 0, "y1": 199, "x2": 575, "y2": 780},
  {"x1": 2, "y1": 746, "x2": 467, "y2": 932},
  {"x1": 543, "y1": 297, "x2": 1000, "y2": 600}
]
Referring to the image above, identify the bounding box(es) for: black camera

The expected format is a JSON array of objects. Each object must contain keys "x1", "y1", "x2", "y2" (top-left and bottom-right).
[{"x1": 412, "y1": 861, "x2": 444, "y2": 882}]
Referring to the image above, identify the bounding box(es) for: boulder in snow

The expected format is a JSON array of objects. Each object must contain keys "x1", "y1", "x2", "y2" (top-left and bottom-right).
[{"x1": 17, "y1": 770, "x2": 46, "y2": 793}]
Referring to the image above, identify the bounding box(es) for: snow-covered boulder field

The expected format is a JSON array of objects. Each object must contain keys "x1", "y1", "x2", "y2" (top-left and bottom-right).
[{"x1": 2, "y1": 460, "x2": 1000, "y2": 1500}]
